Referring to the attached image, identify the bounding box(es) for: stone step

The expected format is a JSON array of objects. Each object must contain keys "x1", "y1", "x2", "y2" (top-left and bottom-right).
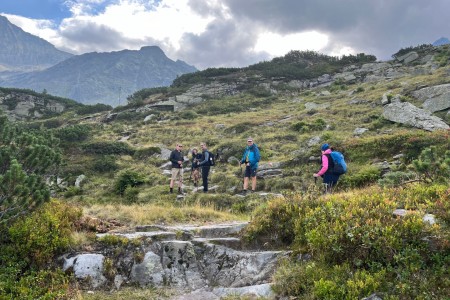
[{"x1": 135, "y1": 222, "x2": 248, "y2": 239}]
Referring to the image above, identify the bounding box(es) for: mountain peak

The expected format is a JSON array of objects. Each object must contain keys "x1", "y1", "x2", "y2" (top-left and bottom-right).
[{"x1": 432, "y1": 37, "x2": 450, "y2": 46}]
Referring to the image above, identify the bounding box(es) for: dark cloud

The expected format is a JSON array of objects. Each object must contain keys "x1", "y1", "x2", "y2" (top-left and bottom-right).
[
  {"x1": 58, "y1": 19, "x2": 160, "y2": 54},
  {"x1": 177, "y1": 18, "x2": 270, "y2": 69},
  {"x1": 187, "y1": 0, "x2": 450, "y2": 64}
]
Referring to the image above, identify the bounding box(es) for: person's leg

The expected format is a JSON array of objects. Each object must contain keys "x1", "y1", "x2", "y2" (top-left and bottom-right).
[
  {"x1": 243, "y1": 177, "x2": 249, "y2": 190},
  {"x1": 177, "y1": 168, "x2": 184, "y2": 193},
  {"x1": 170, "y1": 169, "x2": 178, "y2": 193},
  {"x1": 250, "y1": 168, "x2": 257, "y2": 191},
  {"x1": 243, "y1": 166, "x2": 251, "y2": 191},
  {"x1": 323, "y1": 174, "x2": 333, "y2": 194},
  {"x1": 202, "y1": 166, "x2": 210, "y2": 192}
]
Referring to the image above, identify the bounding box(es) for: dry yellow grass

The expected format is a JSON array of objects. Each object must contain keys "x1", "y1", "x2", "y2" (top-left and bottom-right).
[{"x1": 84, "y1": 203, "x2": 248, "y2": 226}]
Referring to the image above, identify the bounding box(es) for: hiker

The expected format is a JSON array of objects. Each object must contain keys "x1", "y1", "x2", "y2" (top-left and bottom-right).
[
  {"x1": 313, "y1": 143, "x2": 340, "y2": 194},
  {"x1": 240, "y1": 137, "x2": 261, "y2": 194},
  {"x1": 197, "y1": 142, "x2": 211, "y2": 193},
  {"x1": 190, "y1": 147, "x2": 202, "y2": 189},
  {"x1": 169, "y1": 143, "x2": 184, "y2": 194}
]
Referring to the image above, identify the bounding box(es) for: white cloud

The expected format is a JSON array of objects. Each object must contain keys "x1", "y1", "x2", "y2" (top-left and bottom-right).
[{"x1": 254, "y1": 31, "x2": 329, "y2": 57}]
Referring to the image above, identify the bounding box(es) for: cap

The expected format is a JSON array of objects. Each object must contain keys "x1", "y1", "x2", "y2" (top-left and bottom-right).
[{"x1": 321, "y1": 143, "x2": 329, "y2": 151}]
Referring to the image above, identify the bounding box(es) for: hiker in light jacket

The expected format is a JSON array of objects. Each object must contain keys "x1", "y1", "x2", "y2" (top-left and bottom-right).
[
  {"x1": 313, "y1": 143, "x2": 340, "y2": 193},
  {"x1": 240, "y1": 137, "x2": 261, "y2": 194}
]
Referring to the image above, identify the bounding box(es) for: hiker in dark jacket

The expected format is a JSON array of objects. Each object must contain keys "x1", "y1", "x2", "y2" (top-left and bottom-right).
[
  {"x1": 313, "y1": 143, "x2": 340, "y2": 193},
  {"x1": 190, "y1": 147, "x2": 202, "y2": 189},
  {"x1": 240, "y1": 137, "x2": 261, "y2": 194},
  {"x1": 197, "y1": 142, "x2": 211, "y2": 193},
  {"x1": 169, "y1": 143, "x2": 184, "y2": 194}
]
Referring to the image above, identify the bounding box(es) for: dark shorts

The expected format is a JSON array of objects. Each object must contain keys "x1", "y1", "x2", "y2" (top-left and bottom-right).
[
  {"x1": 244, "y1": 166, "x2": 257, "y2": 177},
  {"x1": 323, "y1": 173, "x2": 339, "y2": 186}
]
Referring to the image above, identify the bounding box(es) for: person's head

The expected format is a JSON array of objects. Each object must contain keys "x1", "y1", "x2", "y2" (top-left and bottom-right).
[
  {"x1": 200, "y1": 142, "x2": 207, "y2": 150},
  {"x1": 321, "y1": 143, "x2": 329, "y2": 152},
  {"x1": 176, "y1": 143, "x2": 183, "y2": 151},
  {"x1": 247, "y1": 137, "x2": 254, "y2": 146},
  {"x1": 192, "y1": 147, "x2": 198, "y2": 154}
]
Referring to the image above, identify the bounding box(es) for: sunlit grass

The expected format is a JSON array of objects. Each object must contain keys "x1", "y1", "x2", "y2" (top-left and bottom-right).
[
  {"x1": 78, "y1": 287, "x2": 175, "y2": 300},
  {"x1": 83, "y1": 203, "x2": 248, "y2": 226}
]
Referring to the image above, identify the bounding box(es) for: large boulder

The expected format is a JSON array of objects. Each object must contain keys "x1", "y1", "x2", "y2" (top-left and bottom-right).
[
  {"x1": 411, "y1": 83, "x2": 450, "y2": 112},
  {"x1": 382, "y1": 101, "x2": 449, "y2": 131}
]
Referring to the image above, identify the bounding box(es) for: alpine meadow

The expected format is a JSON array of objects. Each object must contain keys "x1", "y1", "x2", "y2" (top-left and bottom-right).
[{"x1": 1, "y1": 42, "x2": 450, "y2": 299}]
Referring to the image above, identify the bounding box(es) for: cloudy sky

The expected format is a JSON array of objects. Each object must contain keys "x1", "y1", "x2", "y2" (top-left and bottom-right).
[{"x1": 1, "y1": 0, "x2": 449, "y2": 70}]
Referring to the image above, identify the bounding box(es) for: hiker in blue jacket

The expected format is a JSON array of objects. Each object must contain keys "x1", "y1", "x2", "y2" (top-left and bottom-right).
[{"x1": 240, "y1": 137, "x2": 261, "y2": 194}]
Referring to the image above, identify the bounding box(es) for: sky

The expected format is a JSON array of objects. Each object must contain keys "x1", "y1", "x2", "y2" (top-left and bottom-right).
[{"x1": 1, "y1": 0, "x2": 449, "y2": 70}]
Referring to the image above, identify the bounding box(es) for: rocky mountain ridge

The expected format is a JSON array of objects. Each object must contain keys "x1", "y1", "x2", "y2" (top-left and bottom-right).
[{"x1": 0, "y1": 15, "x2": 73, "y2": 72}]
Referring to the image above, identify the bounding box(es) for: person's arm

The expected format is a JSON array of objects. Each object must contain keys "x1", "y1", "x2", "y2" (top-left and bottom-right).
[
  {"x1": 254, "y1": 147, "x2": 261, "y2": 162},
  {"x1": 315, "y1": 155, "x2": 329, "y2": 176},
  {"x1": 240, "y1": 149, "x2": 247, "y2": 164},
  {"x1": 198, "y1": 151, "x2": 209, "y2": 166}
]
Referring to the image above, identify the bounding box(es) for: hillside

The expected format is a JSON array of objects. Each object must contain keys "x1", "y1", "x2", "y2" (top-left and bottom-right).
[{"x1": 0, "y1": 45, "x2": 449, "y2": 299}]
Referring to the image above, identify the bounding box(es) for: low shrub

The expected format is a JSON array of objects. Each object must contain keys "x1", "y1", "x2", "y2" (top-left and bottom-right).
[
  {"x1": 114, "y1": 170, "x2": 146, "y2": 196},
  {"x1": 56, "y1": 124, "x2": 91, "y2": 143},
  {"x1": 339, "y1": 165, "x2": 382, "y2": 188},
  {"x1": 8, "y1": 200, "x2": 82, "y2": 267},
  {"x1": 133, "y1": 146, "x2": 161, "y2": 160},
  {"x1": 75, "y1": 103, "x2": 112, "y2": 115},
  {"x1": 92, "y1": 155, "x2": 119, "y2": 173}
]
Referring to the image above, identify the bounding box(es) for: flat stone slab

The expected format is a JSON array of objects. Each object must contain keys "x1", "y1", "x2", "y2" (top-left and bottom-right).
[{"x1": 96, "y1": 231, "x2": 176, "y2": 240}]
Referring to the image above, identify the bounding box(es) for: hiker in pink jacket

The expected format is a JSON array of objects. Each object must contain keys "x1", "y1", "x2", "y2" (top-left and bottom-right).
[{"x1": 313, "y1": 143, "x2": 340, "y2": 193}]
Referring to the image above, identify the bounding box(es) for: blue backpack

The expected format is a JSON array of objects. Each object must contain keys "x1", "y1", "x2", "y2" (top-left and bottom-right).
[{"x1": 330, "y1": 151, "x2": 347, "y2": 175}]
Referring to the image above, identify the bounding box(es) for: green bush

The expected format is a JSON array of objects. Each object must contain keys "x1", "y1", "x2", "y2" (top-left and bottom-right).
[
  {"x1": 75, "y1": 103, "x2": 112, "y2": 115},
  {"x1": 56, "y1": 124, "x2": 91, "y2": 143},
  {"x1": 339, "y1": 165, "x2": 382, "y2": 188},
  {"x1": 133, "y1": 146, "x2": 161, "y2": 160},
  {"x1": 411, "y1": 146, "x2": 450, "y2": 184},
  {"x1": 179, "y1": 110, "x2": 198, "y2": 120},
  {"x1": 114, "y1": 170, "x2": 146, "y2": 196},
  {"x1": 92, "y1": 155, "x2": 119, "y2": 173},
  {"x1": 243, "y1": 196, "x2": 299, "y2": 248},
  {"x1": 8, "y1": 200, "x2": 82, "y2": 267},
  {"x1": 248, "y1": 186, "x2": 450, "y2": 298}
]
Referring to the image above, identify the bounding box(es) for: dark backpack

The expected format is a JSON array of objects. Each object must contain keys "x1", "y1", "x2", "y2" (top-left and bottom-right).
[
  {"x1": 326, "y1": 151, "x2": 347, "y2": 175},
  {"x1": 207, "y1": 151, "x2": 215, "y2": 166}
]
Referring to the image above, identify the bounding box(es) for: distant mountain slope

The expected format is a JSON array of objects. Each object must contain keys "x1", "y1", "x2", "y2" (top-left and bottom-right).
[
  {"x1": 0, "y1": 15, "x2": 73, "y2": 72},
  {"x1": 432, "y1": 37, "x2": 450, "y2": 46},
  {"x1": 0, "y1": 46, "x2": 198, "y2": 106}
]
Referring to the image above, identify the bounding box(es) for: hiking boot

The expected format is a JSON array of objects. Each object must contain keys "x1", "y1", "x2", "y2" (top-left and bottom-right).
[
  {"x1": 239, "y1": 190, "x2": 248, "y2": 196},
  {"x1": 170, "y1": 188, "x2": 173, "y2": 193}
]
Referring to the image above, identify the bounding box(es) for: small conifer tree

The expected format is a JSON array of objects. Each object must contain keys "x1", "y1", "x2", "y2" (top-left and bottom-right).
[{"x1": 0, "y1": 115, "x2": 61, "y2": 224}]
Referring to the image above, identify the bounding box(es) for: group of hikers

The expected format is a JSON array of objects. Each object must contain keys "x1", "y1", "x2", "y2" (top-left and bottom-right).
[{"x1": 169, "y1": 138, "x2": 343, "y2": 195}]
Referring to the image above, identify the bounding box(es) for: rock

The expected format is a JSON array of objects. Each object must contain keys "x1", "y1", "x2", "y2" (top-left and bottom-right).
[
  {"x1": 411, "y1": 83, "x2": 450, "y2": 112},
  {"x1": 382, "y1": 101, "x2": 449, "y2": 131},
  {"x1": 354, "y1": 128, "x2": 369, "y2": 136},
  {"x1": 213, "y1": 283, "x2": 275, "y2": 299},
  {"x1": 130, "y1": 251, "x2": 165, "y2": 287},
  {"x1": 396, "y1": 51, "x2": 419, "y2": 64},
  {"x1": 75, "y1": 174, "x2": 86, "y2": 188},
  {"x1": 65, "y1": 254, "x2": 107, "y2": 288},
  {"x1": 423, "y1": 214, "x2": 436, "y2": 225},
  {"x1": 143, "y1": 114, "x2": 156, "y2": 123}
]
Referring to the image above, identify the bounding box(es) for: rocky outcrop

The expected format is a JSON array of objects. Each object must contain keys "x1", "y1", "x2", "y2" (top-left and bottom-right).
[
  {"x1": 61, "y1": 222, "x2": 289, "y2": 298},
  {"x1": 382, "y1": 101, "x2": 449, "y2": 131},
  {"x1": 411, "y1": 83, "x2": 450, "y2": 112},
  {"x1": 0, "y1": 91, "x2": 66, "y2": 120}
]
